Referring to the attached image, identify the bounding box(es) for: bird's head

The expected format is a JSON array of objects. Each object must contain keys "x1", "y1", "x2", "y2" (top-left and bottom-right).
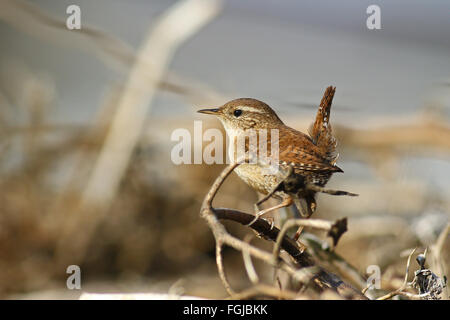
[{"x1": 197, "y1": 98, "x2": 283, "y2": 133}]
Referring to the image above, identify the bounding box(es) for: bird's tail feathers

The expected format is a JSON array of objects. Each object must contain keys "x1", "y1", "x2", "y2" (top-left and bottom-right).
[{"x1": 308, "y1": 86, "x2": 339, "y2": 164}]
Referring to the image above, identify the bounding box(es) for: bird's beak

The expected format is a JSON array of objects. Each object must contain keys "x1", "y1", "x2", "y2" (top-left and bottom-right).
[{"x1": 197, "y1": 108, "x2": 221, "y2": 115}]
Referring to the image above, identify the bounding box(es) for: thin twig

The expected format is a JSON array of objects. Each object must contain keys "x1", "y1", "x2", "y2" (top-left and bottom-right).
[
  {"x1": 216, "y1": 242, "x2": 235, "y2": 295},
  {"x1": 242, "y1": 234, "x2": 260, "y2": 285},
  {"x1": 200, "y1": 162, "x2": 368, "y2": 299},
  {"x1": 377, "y1": 247, "x2": 417, "y2": 300}
]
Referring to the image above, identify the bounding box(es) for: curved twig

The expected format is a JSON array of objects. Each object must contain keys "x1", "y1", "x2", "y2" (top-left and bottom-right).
[
  {"x1": 377, "y1": 248, "x2": 417, "y2": 300},
  {"x1": 216, "y1": 242, "x2": 235, "y2": 295},
  {"x1": 242, "y1": 235, "x2": 260, "y2": 285},
  {"x1": 200, "y1": 162, "x2": 368, "y2": 300}
]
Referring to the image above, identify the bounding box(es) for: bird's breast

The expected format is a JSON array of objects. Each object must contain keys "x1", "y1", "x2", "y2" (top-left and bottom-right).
[{"x1": 234, "y1": 163, "x2": 281, "y2": 195}]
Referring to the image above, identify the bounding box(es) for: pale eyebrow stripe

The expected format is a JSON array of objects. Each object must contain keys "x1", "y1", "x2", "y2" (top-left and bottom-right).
[{"x1": 238, "y1": 106, "x2": 264, "y2": 113}]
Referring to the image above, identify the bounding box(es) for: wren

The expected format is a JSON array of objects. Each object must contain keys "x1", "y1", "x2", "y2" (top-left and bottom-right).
[{"x1": 198, "y1": 86, "x2": 356, "y2": 224}]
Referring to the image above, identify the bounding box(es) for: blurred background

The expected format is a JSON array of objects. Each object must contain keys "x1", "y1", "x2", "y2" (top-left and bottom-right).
[{"x1": 0, "y1": 0, "x2": 449, "y2": 299}]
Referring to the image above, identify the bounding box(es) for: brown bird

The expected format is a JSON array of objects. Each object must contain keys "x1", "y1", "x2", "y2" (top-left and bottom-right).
[{"x1": 198, "y1": 86, "x2": 356, "y2": 225}]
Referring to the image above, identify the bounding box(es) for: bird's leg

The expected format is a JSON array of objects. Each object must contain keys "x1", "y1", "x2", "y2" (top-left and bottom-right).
[
  {"x1": 293, "y1": 227, "x2": 304, "y2": 241},
  {"x1": 254, "y1": 192, "x2": 275, "y2": 211},
  {"x1": 294, "y1": 184, "x2": 357, "y2": 240},
  {"x1": 247, "y1": 196, "x2": 293, "y2": 227},
  {"x1": 250, "y1": 166, "x2": 295, "y2": 228},
  {"x1": 252, "y1": 194, "x2": 275, "y2": 228},
  {"x1": 253, "y1": 166, "x2": 294, "y2": 210},
  {"x1": 252, "y1": 195, "x2": 275, "y2": 231},
  {"x1": 290, "y1": 203, "x2": 302, "y2": 219},
  {"x1": 292, "y1": 195, "x2": 317, "y2": 240},
  {"x1": 290, "y1": 204, "x2": 305, "y2": 241},
  {"x1": 292, "y1": 197, "x2": 307, "y2": 241}
]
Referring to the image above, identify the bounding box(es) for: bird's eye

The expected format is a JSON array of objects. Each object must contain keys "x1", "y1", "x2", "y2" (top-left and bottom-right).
[{"x1": 233, "y1": 109, "x2": 242, "y2": 117}]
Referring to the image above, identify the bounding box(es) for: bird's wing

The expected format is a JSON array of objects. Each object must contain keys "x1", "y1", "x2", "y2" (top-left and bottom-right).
[{"x1": 277, "y1": 126, "x2": 342, "y2": 173}]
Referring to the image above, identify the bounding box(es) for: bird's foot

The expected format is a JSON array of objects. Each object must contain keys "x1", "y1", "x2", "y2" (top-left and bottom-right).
[{"x1": 293, "y1": 226, "x2": 304, "y2": 241}]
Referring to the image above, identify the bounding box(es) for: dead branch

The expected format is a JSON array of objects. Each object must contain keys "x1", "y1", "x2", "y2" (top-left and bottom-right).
[{"x1": 200, "y1": 162, "x2": 368, "y2": 300}]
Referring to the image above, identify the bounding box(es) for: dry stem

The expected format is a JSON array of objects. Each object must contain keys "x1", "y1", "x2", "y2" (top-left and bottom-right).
[
  {"x1": 200, "y1": 162, "x2": 367, "y2": 299},
  {"x1": 377, "y1": 248, "x2": 417, "y2": 300}
]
